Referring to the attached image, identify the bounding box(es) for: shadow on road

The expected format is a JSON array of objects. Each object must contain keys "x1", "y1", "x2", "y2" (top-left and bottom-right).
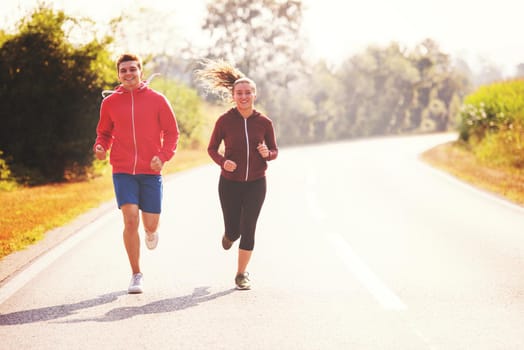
[
  {"x1": 0, "y1": 290, "x2": 127, "y2": 325},
  {"x1": 0, "y1": 287, "x2": 234, "y2": 325}
]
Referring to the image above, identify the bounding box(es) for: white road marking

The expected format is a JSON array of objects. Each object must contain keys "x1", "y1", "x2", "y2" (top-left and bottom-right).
[
  {"x1": 0, "y1": 210, "x2": 118, "y2": 305},
  {"x1": 328, "y1": 233, "x2": 407, "y2": 311},
  {"x1": 306, "y1": 170, "x2": 406, "y2": 311}
]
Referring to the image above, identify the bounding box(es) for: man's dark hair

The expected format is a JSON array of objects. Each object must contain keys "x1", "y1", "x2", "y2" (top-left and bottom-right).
[{"x1": 116, "y1": 53, "x2": 142, "y2": 71}]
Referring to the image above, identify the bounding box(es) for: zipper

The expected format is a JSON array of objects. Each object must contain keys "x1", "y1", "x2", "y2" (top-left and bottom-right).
[
  {"x1": 131, "y1": 91, "x2": 138, "y2": 174},
  {"x1": 244, "y1": 118, "x2": 249, "y2": 181}
]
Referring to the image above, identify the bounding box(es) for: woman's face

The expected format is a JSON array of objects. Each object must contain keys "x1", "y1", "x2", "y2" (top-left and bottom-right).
[
  {"x1": 233, "y1": 82, "x2": 256, "y2": 111},
  {"x1": 118, "y1": 60, "x2": 142, "y2": 90}
]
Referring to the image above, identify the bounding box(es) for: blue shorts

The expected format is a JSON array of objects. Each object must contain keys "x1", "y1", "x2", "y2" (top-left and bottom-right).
[{"x1": 112, "y1": 174, "x2": 163, "y2": 213}]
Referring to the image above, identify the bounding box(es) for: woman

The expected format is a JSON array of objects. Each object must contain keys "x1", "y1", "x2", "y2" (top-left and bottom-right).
[{"x1": 195, "y1": 60, "x2": 278, "y2": 290}]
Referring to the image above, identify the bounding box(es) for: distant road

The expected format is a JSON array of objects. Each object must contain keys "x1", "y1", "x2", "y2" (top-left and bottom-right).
[{"x1": 1, "y1": 133, "x2": 524, "y2": 349}]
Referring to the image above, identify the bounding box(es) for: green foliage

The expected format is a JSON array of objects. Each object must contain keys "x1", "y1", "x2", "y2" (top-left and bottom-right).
[
  {"x1": 327, "y1": 40, "x2": 470, "y2": 141},
  {"x1": 0, "y1": 6, "x2": 114, "y2": 184},
  {"x1": 458, "y1": 79, "x2": 524, "y2": 169},
  {"x1": 472, "y1": 124, "x2": 524, "y2": 168},
  {"x1": 229, "y1": 38, "x2": 470, "y2": 146},
  {"x1": 0, "y1": 29, "x2": 8, "y2": 47},
  {"x1": 0, "y1": 150, "x2": 18, "y2": 191},
  {"x1": 343, "y1": 43, "x2": 422, "y2": 136},
  {"x1": 270, "y1": 61, "x2": 345, "y2": 144},
  {"x1": 199, "y1": 1, "x2": 469, "y2": 145},
  {"x1": 458, "y1": 79, "x2": 524, "y2": 141},
  {"x1": 150, "y1": 77, "x2": 208, "y2": 148}
]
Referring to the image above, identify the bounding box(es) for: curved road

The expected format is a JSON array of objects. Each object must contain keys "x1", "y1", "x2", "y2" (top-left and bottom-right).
[{"x1": 1, "y1": 133, "x2": 524, "y2": 349}]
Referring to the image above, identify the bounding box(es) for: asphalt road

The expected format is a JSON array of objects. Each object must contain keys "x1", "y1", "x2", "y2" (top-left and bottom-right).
[{"x1": 1, "y1": 133, "x2": 524, "y2": 349}]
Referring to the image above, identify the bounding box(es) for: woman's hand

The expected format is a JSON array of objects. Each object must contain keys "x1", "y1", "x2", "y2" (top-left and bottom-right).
[
  {"x1": 223, "y1": 159, "x2": 237, "y2": 172},
  {"x1": 257, "y1": 142, "x2": 269, "y2": 158}
]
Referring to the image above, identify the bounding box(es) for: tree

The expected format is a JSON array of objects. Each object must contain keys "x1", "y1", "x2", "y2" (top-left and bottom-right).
[
  {"x1": 108, "y1": 6, "x2": 189, "y2": 59},
  {"x1": 336, "y1": 43, "x2": 420, "y2": 137},
  {"x1": 409, "y1": 39, "x2": 471, "y2": 131},
  {"x1": 267, "y1": 60, "x2": 344, "y2": 144},
  {"x1": 199, "y1": 0, "x2": 307, "y2": 147},
  {"x1": 201, "y1": 0, "x2": 305, "y2": 103},
  {"x1": 333, "y1": 39, "x2": 470, "y2": 138},
  {"x1": 0, "y1": 6, "x2": 114, "y2": 183}
]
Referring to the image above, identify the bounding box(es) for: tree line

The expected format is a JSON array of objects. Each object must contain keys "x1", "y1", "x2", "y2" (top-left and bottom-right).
[
  {"x1": 194, "y1": 0, "x2": 483, "y2": 145},
  {"x1": 0, "y1": 8, "x2": 113, "y2": 184},
  {"x1": 0, "y1": 0, "x2": 522, "y2": 186},
  {"x1": 0, "y1": 6, "x2": 206, "y2": 185}
]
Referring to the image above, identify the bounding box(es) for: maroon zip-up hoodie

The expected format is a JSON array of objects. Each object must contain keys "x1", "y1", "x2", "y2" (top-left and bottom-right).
[{"x1": 208, "y1": 108, "x2": 278, "y2": 182}]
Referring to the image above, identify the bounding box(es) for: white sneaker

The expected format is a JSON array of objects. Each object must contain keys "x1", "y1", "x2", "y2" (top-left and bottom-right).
[
  {"x1": 128, "y1": 273, "x2": 143, "y2": 294},
  {"x1": 145, "y1": 231, "x2": 159, "y2": 250}
]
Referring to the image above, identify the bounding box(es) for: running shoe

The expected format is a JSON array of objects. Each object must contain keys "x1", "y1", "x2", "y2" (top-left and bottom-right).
[
  {"x1": 128, "y1": 272, "x2": 144, "y2": 294},
  {"x1": 222, "y1": 234, "x2": 233, "y2": 250},
  {"x1": 145, "y1": 231, "x2": 159, "y2": 250},
  {"x1": 235, "y1": 272, "x2": 251, "y2": 290}
]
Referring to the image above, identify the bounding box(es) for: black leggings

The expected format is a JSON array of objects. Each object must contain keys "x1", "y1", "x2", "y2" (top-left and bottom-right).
[{"x1": 219, "y1": 176, "x2": 266, "y2": 251}]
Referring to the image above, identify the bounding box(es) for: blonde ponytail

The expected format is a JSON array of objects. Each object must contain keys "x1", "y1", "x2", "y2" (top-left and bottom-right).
[{"x1": 194, "y1": 59, "x2": 256, "y2": 101}]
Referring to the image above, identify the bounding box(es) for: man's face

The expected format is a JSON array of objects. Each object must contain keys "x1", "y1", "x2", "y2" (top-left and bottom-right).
[{"x1": 118, "y1": 60, "x2": 142, "y2": 90}]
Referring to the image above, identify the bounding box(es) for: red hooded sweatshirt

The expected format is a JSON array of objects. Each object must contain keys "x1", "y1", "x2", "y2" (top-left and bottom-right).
[
  {"x1": 208, "y1": 108, "x2": 278, "y2": 182},
  {"x1": 94, "y1": 82, "x2": 179, "y2": 175}
]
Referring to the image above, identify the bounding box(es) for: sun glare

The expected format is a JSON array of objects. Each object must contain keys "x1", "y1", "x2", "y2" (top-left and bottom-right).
[{"x1": 3, "y1": 0, "x2": 524, "y2": 73}]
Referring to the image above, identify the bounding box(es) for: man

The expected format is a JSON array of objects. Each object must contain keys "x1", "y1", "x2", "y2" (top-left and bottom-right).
[{"x1": 94, "y1": 53, "x2": 179, "y2": 294}]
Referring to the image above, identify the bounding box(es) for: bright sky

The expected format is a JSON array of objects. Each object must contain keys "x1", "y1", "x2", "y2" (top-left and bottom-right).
[{"x1": 3, "y1": 0, "x2": 524, "y2": 75}]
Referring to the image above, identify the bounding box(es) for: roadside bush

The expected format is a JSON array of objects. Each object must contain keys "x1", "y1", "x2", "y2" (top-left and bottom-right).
[
  {"x1": 458, "y1": 79, "x2": 524, "y2": 141},
  {"x1": 473, "y1": 122, "x2": 524, "y2": 168},
  {"x1": 458, "y1": 79, "x2": 524, "y2": 168}
]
